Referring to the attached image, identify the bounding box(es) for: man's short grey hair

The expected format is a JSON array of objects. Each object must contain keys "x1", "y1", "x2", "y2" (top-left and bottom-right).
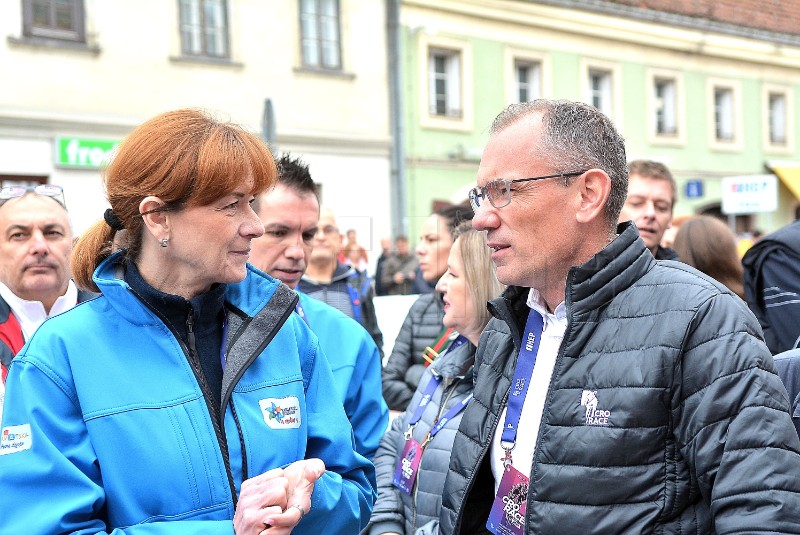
[{"x1": 490, "y1": 99, "x2": 628, "y2": 229}]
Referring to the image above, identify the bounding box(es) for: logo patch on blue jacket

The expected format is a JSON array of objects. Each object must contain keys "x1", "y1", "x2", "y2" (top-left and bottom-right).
[
  {"x1": 0, "y1": 424, "x2": 32, "y2": 455},
  {"x1": 259, "y1": 397, "x2": 301, "y2": 429}
]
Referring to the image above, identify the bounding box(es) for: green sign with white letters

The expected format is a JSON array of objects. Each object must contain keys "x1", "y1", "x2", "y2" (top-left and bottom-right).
[{"x1": 55, "y1": 136, "x2": 120, "y2": 168}]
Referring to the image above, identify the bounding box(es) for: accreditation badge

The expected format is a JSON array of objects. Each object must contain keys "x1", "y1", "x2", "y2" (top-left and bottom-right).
[
  {"x1": 486, "y1": 465, "x2": 529, "y2": 535},
  {"x1": 391, "y1": 437, "x2": 422, "y2": 495}
]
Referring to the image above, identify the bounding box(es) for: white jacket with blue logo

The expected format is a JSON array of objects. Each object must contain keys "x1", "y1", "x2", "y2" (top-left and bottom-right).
[{"x1": 0, "y1": 252, "x2": 376, "y2": 534}]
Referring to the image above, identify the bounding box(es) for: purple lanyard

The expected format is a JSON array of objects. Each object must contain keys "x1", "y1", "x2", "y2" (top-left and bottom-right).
[
  {"x1": 500, "y1": 310, "x2": 544, "y2": 452},
  {"x1": 428, "y1": 392, "x2": 473, "y2": 439},
  {"x1": 407, "y1": 375, "x2": 442, "y2": 428},
  {"x1": 405, "y1": 335, "x2": 469, "y2": 432}
]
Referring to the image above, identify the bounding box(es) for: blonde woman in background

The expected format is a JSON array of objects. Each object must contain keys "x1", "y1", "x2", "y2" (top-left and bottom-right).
[{"x1": 368, "y1": 222, "x2": 504, "y2": 535}]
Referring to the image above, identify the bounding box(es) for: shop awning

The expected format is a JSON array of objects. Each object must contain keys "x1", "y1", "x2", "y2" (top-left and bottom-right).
[{"x1": 771, "y1": 166, "x2": 800, "y2": 200}]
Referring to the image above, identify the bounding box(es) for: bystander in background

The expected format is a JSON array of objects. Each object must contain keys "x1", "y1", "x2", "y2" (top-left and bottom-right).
[
  {"x1": 673, "y1": 215, "x2": 745, "y2": 299},
  {"x1": 742, "y1": 217, "x2": 800, "y2": 353},
  {"x1": 381, "y1": 235, "x2": 418, "y2": 296},
  {"x1": 381, "y1": 203, "x2": 473, "y2": 411},
  {"x1": 299, "y1": 207, "x2": 384, "y2": 354},
  {"x1": 0, "y1": 184, "x2": 94, "y2": 411},
  {"x1": 618, "y1": 159, "x2": 677, "y2": 259},
  {"x1": 250, "y1": 153, "x2": 388, "y2": 460},
  {"x1": 368, "y1": 222, "x2": 503, "y2": 535}
]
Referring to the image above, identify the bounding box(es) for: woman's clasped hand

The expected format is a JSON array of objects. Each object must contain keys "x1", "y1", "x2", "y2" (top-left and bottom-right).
[{"x1": 234, "y1": 459, "x2": 326, "y2": 535}]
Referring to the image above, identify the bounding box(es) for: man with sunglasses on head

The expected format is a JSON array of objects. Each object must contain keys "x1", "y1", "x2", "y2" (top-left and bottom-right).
[
  {"x1": 439, "y1": 99, "x2": 800, "y2": 534},
  {"x1": 0, "y1": 185, "x2": 92, "y2": 399}
]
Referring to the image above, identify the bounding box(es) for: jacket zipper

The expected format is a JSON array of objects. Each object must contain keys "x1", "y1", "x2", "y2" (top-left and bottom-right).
[
  {"x1": 218, "y1": 291, "x2": 298, "y2": 486},
  {"x1": 125, "y1": 285, "x2": 240, "y2": 504},
  {"x1": 453, "y1": 297, "x2": 521, "y2": 533},
  {"x1": 523, "y1": 302, "x2": 572, "y2": 531},
  {"x1": 455, "y1": 287, "x2": 573, "y2": 532},
  {"x1": 183, "y1": 308, "x2": 239, "y2": 504},
  {"x1": 411, "y1": 376, "x2": 461, "y2": 531}
]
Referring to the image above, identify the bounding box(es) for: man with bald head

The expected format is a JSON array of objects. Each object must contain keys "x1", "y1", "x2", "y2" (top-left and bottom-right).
[
  {"x1": 0, "y1": 185, "x2": 89, "y2": 388},
  {"x1": 298, "y1": 206, "x2": 383, "y2": 354},
  {"x1": 439, "y1": 100, "x2": 800, "y2": 533}
]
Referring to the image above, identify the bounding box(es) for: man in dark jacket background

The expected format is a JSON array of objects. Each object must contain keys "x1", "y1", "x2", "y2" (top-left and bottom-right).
[
  {"x1": 440, "y1": 99, "x2": 800, "y2": 534},
  {"x1": 742, "y1": 218, "x2": 800, "y2": 354},
  {"x1": 298, "y1": 206, "x2": 384, "y2": 355}
]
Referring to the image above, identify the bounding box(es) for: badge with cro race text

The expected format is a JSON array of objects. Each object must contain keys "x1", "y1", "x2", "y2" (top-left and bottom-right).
[{"x1": 487, "y1": 465, "x2": 528, "y2": 535}]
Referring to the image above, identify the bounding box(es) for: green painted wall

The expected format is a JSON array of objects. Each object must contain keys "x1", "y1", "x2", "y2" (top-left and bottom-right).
[{"x1": 401, "y1": 17, "x2": 800, "y2": 241}]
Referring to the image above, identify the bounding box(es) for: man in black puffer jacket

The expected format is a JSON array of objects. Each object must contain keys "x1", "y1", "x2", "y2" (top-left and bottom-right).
[
  {"x1": 382, "y1": 292, "x2": 446, "y2": 410},
  {"x1": 742, "y1": 218, "x2": 800, "y2": 354},
  {"x1": 440, "y1": 99, "x2": 800, "y2": 534}
]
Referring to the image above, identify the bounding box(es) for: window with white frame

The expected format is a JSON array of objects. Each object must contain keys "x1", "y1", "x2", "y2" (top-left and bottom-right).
[
  {"x1": 769, "y1": 92, "x2": 787, "y2": 145},
  {"x1": 714, "y1": 87, "x2": 735, "y2": 142},
  {"x1": 588, "y1": 69, "x2": 613, "y2": 116},
  {"x1": 654, "y1": 77, "x2": 677, "y2": 136},
  {"x1": 514, "y1": 59, "x2": 542, "y2": 103},
  {"x1": 418, "y1": 35, "x2": 472, "y2": 131},
  {"x1": 429, "y1": 48, "x2": 462, "y2": 118},
  {"x1": 300, "y1": 0, "x2": 341, "y2": 70},
  {"x1": 22, "y1": 0, "x2": 85, "y2": 42},
  {"x1": 179, "y1": 0, "x2": 228, "y2": 58}
]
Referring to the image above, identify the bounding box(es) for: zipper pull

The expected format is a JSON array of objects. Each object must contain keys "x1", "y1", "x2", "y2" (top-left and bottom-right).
[{"x1": 186, "y1": 307, "x2": 196, "y2": 352}]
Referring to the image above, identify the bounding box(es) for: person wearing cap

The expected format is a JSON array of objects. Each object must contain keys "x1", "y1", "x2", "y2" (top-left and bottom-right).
[{"x1": 0, "y1": 185, "x2": 93, "y2": 393}]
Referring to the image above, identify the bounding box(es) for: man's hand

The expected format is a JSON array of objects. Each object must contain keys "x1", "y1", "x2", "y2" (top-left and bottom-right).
[
  {"x1": 233, "y1": 467, "x2": 288, "y2": 534},
  {"x1": 260, "y1": 459, "x2": 326, "y2": 534}
]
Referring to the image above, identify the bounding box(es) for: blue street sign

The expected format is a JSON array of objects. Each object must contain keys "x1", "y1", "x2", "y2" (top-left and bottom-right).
[{"x1": 685, "y1": 180, "x2": 704, "y2": 198}]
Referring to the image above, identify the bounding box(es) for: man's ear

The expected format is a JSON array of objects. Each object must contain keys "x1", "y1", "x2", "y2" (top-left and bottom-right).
[
  {"x1": 139, "y1": 196, "x2": 169, "y2": 243},
  {"x1": 575, "y1": 169, "x2": 612, "y2": 224}
]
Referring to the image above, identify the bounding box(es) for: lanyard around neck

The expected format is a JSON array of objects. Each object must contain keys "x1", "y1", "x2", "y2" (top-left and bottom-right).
[
  {"x1": 499, "y1": 309, "x2": 544, "y2": 463},
  {"x1": 405, "y1": 335, "x2": 470, "y2": 437}
]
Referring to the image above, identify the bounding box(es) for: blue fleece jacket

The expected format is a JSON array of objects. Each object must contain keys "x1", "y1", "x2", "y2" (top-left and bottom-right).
[
  {"x1": 0, "y1": 252, "x2": 375, "y2": 533},
  {"x1": 296, "y1": 291, "x2": 388, "y2": 459}
]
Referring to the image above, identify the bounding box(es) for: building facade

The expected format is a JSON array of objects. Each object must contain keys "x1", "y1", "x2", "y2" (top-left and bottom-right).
[
  {"x1": 0, "y1": 0, "x2": 392, "y2": 259},
  {"x1": 399, "y1": 0, "x2": 800, "y2": 240}
]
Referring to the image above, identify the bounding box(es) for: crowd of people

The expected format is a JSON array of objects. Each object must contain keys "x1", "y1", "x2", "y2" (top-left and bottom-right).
[{"x1": 1, "y1": 100, "x2": 800, "y2": 533}]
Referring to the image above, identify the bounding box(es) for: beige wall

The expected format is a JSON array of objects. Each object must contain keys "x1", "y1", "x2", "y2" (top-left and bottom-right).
[{"x1": 0, "y1": 0, "x2": 393, "y2": 252}]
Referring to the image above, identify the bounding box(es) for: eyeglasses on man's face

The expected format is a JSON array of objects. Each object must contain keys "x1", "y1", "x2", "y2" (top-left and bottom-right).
[
  {"x1": 468, "y1": 171, "x2": 586, "y2": 212},
  {"x1": 0, "y1": 184, "x2": 66, "y2": 209}
]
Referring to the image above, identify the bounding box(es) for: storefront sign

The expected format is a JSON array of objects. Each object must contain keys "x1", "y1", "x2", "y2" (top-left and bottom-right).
[
  {"x1": 721, "y1": 174, "x2": 778, "y2": 214},
  {"x1": 55, "y1": 136, "x2": 119, "y2": 168}
]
